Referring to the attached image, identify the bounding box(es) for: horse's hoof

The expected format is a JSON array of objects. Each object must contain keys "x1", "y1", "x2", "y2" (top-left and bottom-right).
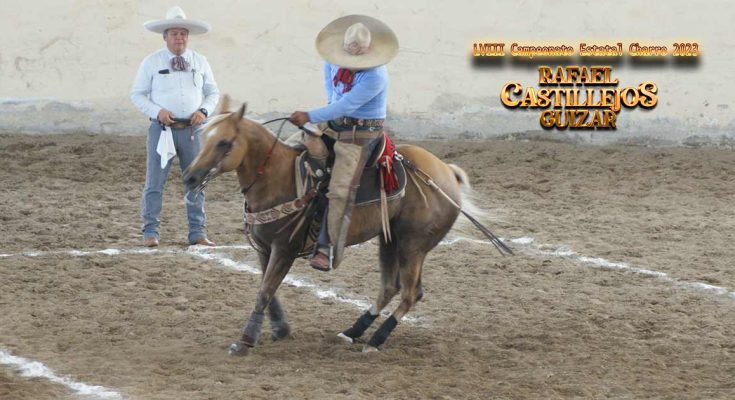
[
  {"x1": 228, "y1": 342, "x2": 250, "y2": 357},
  {"x1": 337, "y1": 332, "x2": 354, "y2": 344},
  {"x1": 270, "y1": 323, "x2": 291, "y2": 341},
  {"x1": 362, "y1": 345, "x2": 379, "y2": 353}
]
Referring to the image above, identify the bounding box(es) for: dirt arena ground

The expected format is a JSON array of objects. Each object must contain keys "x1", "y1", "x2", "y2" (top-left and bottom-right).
[{"x1": 1, "y1": 132, "x2": 734, "y2": 399}]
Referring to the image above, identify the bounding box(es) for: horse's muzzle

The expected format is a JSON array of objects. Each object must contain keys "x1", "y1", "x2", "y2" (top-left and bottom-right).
[{"x1": 183, "y1": 169, "x2": 206, "y2": 193}]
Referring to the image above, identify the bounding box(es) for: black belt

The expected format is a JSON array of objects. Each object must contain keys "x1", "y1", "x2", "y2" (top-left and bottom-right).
[
  {"x1": 150, "y1": 118, "x2": 193, "y2": 130},
  {"x1": 170, "y1": 118, "x2": 193, "y2": 129}
]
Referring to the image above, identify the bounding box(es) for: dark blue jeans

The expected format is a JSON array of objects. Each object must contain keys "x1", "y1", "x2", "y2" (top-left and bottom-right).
[{"x1": 141, "y1": 122, "x2": 207, "y2": 244}]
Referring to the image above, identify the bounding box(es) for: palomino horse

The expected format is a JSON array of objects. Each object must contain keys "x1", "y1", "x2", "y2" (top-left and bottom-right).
[{"x1": 184, "y1": 97, "x2": 504, "y2": 355}]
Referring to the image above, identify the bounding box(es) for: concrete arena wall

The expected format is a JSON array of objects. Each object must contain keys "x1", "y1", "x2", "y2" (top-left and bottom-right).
[{"x1": 0, "y1": 0, "x2": 733, "y2": 146}]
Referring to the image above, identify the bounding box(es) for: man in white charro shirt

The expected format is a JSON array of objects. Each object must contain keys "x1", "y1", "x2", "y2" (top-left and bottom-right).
[{"x1": 131, "y1": 6, "x2": 220, "y2": 247}]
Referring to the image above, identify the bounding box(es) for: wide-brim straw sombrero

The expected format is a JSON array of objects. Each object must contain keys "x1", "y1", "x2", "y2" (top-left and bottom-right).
[
  {"x1": 315, "y1": 15, "x2": 398, "y2": 69},
  {"x1": 144, "y1": 6, "x2": 211, "y2": 35}
]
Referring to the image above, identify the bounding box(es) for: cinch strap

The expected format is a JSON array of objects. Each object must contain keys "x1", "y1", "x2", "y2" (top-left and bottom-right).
[{"x1": 244, "y1": 189, "x2": 318, "y2": 225}]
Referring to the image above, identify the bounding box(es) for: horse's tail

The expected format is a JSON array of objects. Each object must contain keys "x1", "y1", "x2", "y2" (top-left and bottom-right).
[
  {"x1": 447, "y1": 164, "x2": 513, "y2": 256},
  {"x1": 446, "y1": 162, "x2": 514, "y2": 256},
  {"x1": 447, "y1": 163, "x2": 485, "y2": 219},
  {"x1": 448, "y1": 163, "x2": 469, "y2": 188}
]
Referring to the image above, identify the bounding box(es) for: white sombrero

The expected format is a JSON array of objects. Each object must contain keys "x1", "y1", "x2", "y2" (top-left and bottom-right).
[
  {"x1": 315, "y1": 15, "x2": 398, "y2": 69},
  {"x1": 144, "y1": 6, "x2": 211, "y2": 35}
]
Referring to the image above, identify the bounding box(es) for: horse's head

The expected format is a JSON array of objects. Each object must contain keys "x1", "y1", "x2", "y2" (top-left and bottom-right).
[{"x1": 184, "y1": 95, "x2": 253, "y2": 193}]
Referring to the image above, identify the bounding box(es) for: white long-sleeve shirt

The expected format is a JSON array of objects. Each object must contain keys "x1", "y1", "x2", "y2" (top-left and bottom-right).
[{"x1": 130, "y1": 48, "x2": 220, "y2": 120}]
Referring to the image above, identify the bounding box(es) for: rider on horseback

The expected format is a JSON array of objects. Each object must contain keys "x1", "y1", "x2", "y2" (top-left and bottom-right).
[{"x1": 289, "y1": 15, "x2": 399, "y2": 272}]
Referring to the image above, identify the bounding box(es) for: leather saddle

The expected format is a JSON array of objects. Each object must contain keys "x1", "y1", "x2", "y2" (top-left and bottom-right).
[
  {"x1": 268, "y1": 133, "x2": 406, "y2": 258},
  {"x1": 294, "y1": 134, "x2": 407, "y2": 207}
]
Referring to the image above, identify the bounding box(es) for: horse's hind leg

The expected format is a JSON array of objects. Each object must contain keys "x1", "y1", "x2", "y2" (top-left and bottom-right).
[
  {"x1": 415, "y1": 275, "x2": 424, "y2": 302},
  {"x1": 338, "y1": 236, "x2": 400, "y2": 343},
  {"x1": 364, "y1": 249, "x2": 426, "y2": 352}
]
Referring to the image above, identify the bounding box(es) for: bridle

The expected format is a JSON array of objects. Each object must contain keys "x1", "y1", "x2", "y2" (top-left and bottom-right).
[
  {"x1": 191, "y1": 138, "x2": 231, "y2": 194},
  {"x1": 191, "y1": 116, "x2": 298, "y2": 194}
]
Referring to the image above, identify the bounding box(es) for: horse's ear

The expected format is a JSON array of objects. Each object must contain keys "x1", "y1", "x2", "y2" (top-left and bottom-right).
[
  {"x1": 235, "y1": 102, "x2": 247, "y2": 120},
  {"x1": 216, "y1": 95, "x2": 231, "y2": 115}
]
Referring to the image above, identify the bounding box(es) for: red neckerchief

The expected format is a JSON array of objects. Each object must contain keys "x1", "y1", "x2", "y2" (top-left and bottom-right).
[{"x1": 333, "y1": 68, "x2": 355, "y2": 93}]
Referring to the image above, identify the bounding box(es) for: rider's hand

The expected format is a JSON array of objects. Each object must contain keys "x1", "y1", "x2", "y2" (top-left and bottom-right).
[
  {"x1": 289, "y1": 111, "x2": 310, "y2": 127},
  {"x1": 190, "y1": 110, "x2": 206, "y2": 126},
  {"x1": 157, "y1": 109, "x2": 174, "y2": 125}
]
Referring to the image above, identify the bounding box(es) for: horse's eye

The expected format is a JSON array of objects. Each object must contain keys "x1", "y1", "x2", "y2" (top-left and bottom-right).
[{"x1": 216, "y1": 140, "x2": 232, "y2": 149}]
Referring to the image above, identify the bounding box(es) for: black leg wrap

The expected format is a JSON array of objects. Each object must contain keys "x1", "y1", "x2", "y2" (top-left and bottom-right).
[
  {"x1": 342, "y1": 311, "x2": 378, "y2": 339},
  {"x1": 367, "y1": 315, "x2": 398, "y2": 348},
  {"x1": 242, "y1": 311, "x2": 265, "y2": 346},
  {"x1": 268, "y1": 299, "x2": 290, "y2": 340},
  {"x1": 267, "y1": 298, "x2": 286, "y2": 322},
  {"x1": 270, "y1": 319, "x2": 290, "y2": 337}
]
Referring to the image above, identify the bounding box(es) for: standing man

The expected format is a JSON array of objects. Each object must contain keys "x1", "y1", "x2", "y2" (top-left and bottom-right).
[
  {"x1": 290, "y1": 15, "x2": 399, "y2": 271},
  {"x1": 131, "y1": 6, "x2": 220, "y2": 247}
]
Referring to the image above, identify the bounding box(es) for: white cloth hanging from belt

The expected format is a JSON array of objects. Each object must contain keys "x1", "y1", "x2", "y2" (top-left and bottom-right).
[{"x1": 156, "y1": 126, "x2": 176, "y2": 168}]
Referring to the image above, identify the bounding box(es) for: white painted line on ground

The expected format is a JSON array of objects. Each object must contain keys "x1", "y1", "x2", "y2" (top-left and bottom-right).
[
  {"x1": 442, "y1": 236, "x2": 735, "y2": 300},
  {"x1": 0, "y1": 245, "x2": 423, "y2": 323},
  {"x1": 0, "y1": 245, "x2": 253, "y2": 258},
  {"x1": 3, "y1": 238, "x2": 733, "y2": 305},
  {"x1": 2, "y1": 248, "x2": 159, "y2": 258},
  {"x1": 1, "y1": 235, "x2": 728, "y2": 398},
  {"x1": 0, "y1": 242, "x2": 419, "y2": 399},
  {"x1": 203, "y1": 245, "x2": 253, "y2": 250},
  {"x1": 0, "y1": 349, "x2": 122, "y2": 399}
]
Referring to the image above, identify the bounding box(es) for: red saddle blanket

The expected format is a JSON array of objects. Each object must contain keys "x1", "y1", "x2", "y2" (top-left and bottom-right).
[{"x1": 379, "y1": 133, "x2": 400, "y2": 194}]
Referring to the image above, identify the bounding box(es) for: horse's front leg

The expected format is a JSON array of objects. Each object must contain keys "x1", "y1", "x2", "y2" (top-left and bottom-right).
[
  {"x1": 267, "y1": 296, "x2": 290, "y2": 341},
  {"x1": 254, "y1": 251, "x2": 291, "y2": 342},
  {"x1": 229, "y1": 249, "x2": 295, "y2": 356}
]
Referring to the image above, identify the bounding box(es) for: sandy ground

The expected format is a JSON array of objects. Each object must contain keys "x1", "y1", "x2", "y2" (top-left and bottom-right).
[
  {"x1": 1, "y1": 133, "x2": 734, "y2": 399},
  {"x1": 1, "y1": 366, "x2": 74, "y2": 400}
]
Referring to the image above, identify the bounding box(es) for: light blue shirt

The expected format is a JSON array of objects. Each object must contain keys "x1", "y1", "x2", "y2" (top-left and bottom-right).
[
  {"x1": 131, "y1": 48, "x2": 220, "y2": 119},
  {"x1": 307, "y1": 63, "x2": 388, "y2": 123}
]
